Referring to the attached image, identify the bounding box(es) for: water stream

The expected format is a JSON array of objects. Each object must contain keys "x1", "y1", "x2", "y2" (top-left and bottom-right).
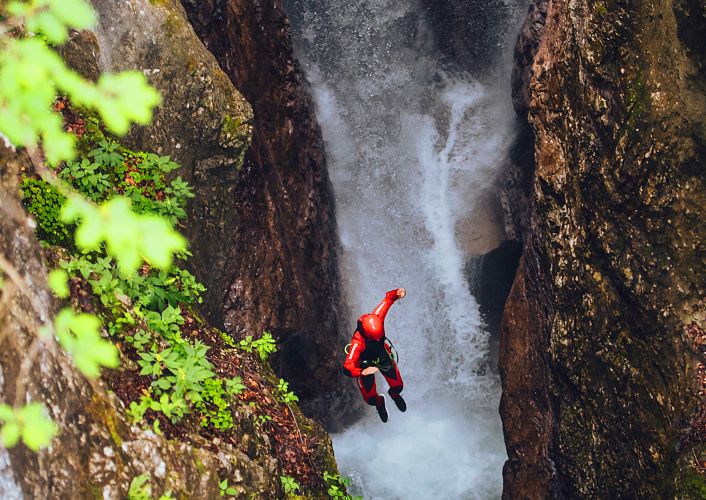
[{"x1": 285, "y1": 1, "x2": 525, "y2": 497}]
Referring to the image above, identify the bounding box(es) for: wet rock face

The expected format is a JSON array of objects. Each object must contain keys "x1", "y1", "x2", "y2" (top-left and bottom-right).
[
  {"x1": 502, "y1": 0, "x2": 706, "y2": 497},
  {"x1": 510, "y1": 0, "x2": 548, "y2": 116},
  {"x1": 181, "y1": 0, "x2": 355, "y2": 427},
  {"x1": 467, "y1": 241, "x2": 522, "y2": 371}
]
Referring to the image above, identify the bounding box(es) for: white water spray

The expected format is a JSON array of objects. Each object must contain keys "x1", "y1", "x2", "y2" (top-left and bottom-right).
[{"x1": 287, "y1": 1, "x2": 524, "y2": 497}]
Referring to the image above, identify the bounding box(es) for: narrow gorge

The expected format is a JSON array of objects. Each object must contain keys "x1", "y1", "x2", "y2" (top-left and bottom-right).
[{"x1": 0, "y1": 0, "x2": 704, "y2": 498}]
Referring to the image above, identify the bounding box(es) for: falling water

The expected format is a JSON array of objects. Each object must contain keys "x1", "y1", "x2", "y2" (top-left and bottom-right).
[{"x1": 285, "y1": 1, "x2": 525, "y2": 497}]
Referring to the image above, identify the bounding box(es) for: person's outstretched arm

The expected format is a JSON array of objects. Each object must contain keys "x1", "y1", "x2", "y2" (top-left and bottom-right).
[{"x1": 372, "y1": 288, "x2": 406, "y2": 320}]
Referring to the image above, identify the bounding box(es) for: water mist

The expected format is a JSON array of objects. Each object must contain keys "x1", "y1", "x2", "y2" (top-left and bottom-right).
[{"x1": 285, "y1": 1, "x2": 526, "y2": 497}]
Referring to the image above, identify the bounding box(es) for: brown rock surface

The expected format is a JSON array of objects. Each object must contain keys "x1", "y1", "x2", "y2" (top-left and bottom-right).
[
  {"x1": 87, "y1": 0, "x2": 253, "y2": 328},
  {"x1": 501, "y1": 0, "x2": 706, "y2": 497},
  {"x1": 180, "y1": 0, "x2": 356, "y2": 427}
]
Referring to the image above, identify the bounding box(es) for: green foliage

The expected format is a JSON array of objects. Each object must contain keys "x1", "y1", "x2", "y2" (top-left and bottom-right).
[
  {"x1": 138, "y1": 341, "x2": 215, "y2": 400},
  {"x1": 61, "y1": 255, "x2": 204, "y2": 312},
  {"x1": 255, "y1": 414, "x2": 272, "y2": 428},
  {"x1": 280, "y1": 475, "x2": 301, "y2": 496},
  {"x1": 323, "y1": 472, "x2": 361, "y2": 500},
  {"x1": 60, "y1": 158, "x2": 111, "y2": 201},
  {"x1": 219, "y1": 479, "x2": 237, "y2": 497},
  {"x1": 127, "y1": 473, "x2": 174, "y2": 500},
  {"x1": 48, "y1": 268, "x2": 69, "y2": 298},
  {"x1": 54, "y1": 308, "x2": 119, "y2": 378},
  {"x1": 127, "y1": 474, "x2": 151, "y2": 500},
  {"x1": 61, "y1": 195, "x2": 185, "y2": 276},
  {"x1": 239, "y1": 331, "x2": 277, "y2": 362},
  {"x1": 7, "y1": 0, "x2": 97, "y2": 44},
  {"x1": 195, "y1": 378, "x2": 233, "y2": 430},
  {"x1": 277, "y1": 379, "x2": 299, "y2": 405},
  {"x1": 218, "y1": 330, "x2": 237, "y2": 348},
  {"x1": 20, "y1": 177, "x2": 70, "y2": 245},
  {"x1": 0, "y1": 403, "x2": 57, "y2": 451},
  {"x1": 225, "y1": 376, "x2": 245, "y2": 397},
  {"x1": 1, "y1": 1, "x2": 159, "y2": 165}
]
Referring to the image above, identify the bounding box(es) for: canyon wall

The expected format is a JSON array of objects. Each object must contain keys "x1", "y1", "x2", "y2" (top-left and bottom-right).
[
  {"x1": 180, "y1": 0, "x2": 356, "y2": 426},
  {"x1": 72, "y1": 0, "x2": 352, "y2": 426},
  {"x1": 501, "y1": 0, "x2": 706, "y2": 497},
  {"x1": 1, "y1": 0, "x2": 345, "y2": 496}
]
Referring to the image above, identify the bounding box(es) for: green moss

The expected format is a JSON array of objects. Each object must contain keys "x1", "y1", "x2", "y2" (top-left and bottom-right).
[
  {"x1": 87, "y1": 395, "x2": 124, "y2": 447},
  {"x1": 594, "y1": 1, "x2": 608, "y2": 17},
  {"x1": 221, "y1": 115, "x2": 243, "y2": 136},
  {"x1": 219, "y1": 114, "x2": 252, "y2": 165},
  {"x1": 218, "y1": 329, "x2": 237, "y2": 348},
  {"x1": 675, "y1": 466, "x2": 706, "y2": 499},
  {"x1": 20, "y1": 177, "x2": 71, "y2": 246}
]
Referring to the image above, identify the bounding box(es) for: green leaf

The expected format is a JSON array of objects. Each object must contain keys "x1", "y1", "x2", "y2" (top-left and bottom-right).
[
  {"x1": 54, "y1": 308, "x2": 119, "y2": 378},
  {"x1": 0, "y1": 422, "x2": 21, "y2": 448},
  {"x1": 60, "y1": 196, "x2": 186, "y2": 275},
  {"x1": 48, "y1": 269, "x2": 70, "y2": 298},
  {"x1": 19, "y1": 403, "x2": 57, "y2": 451},
  {"x1": 95, "y1": 72, "x2": 161, "y2": 135}
]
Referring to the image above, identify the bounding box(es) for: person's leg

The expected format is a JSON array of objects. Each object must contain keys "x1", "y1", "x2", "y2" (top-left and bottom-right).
[
  {"x1": 357, "y1": 374, "x2": 379, "y2": 405},
  {"x1": 382, "y1": 362, "x2": 403, "y2": 397},
  {"x1": 382, "y1": 362, "x2": 406, "y2": 412},
  {"x1": 358, "y1": 374, "x2": 388, "y2": 422}
]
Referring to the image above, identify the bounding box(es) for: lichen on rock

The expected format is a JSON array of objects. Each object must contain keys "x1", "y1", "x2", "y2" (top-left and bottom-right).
[{"x1": 501, "y1": 0, "x2": 706, "y2": 497}]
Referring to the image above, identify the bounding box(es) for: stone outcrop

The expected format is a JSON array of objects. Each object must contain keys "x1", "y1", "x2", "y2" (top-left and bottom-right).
[
  {"x1": 501, "y1": 0, "x2": 706, "y2": 497},
  {"x1": 180, "y1": 0, "x2": 356, "y2": 427},
  {"x1": 87, "y1": 0, "x2": 253, "y2": 328}
]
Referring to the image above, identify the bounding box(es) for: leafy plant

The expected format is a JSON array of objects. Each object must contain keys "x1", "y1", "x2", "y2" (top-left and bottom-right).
[
  {"x1": 277, "y1": 379, "x2": 299, "y2": 405},
  {"x1": 323, "y1": 472, "x2": 361, "y2": 500},
  {"x1": 60, "y1": 158, "x2": 111, "y2": 201},
  {"x1": 225, "y1": 377, "x2": 245, "y2": 397},
  {"x1": 20, "y1": 177, "x2": 70, "y2": 246},
  {"x1": 239, "y1": 331, "x2": 277, "y2": 362},
  {"x1": 219, "y1": 478, "x2": 237, "y2": 497},
  {"x1": 255, "y1": 414, "x2": 272, "y2": 428},
  {"x1": 218, "y1": 330, "x2": 237, "y2": 348},
  {"x1": 195, "y1": 378, "x2": 233, "y2": 430},
  {"x1": 280, "y1": 475, "x2": 301, "y2": 496},
  {"x1": 0, "y1": 403, "x2": 57, "y2": 451},
  {"x1": 54, "y1": 308, "x2": 119, "y2": 378},
  {"x1": 128, "y1": 474, "x2": 151, "y2": 500}
]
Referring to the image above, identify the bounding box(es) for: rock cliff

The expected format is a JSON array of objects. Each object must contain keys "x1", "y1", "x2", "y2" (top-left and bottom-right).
[
  {"x1": 1, "y1": 0, "x2": 345, "y2": 496},
  {"x1": 66, "y1": 0, "x2": 352, "y2": 427},
  {"x1": 501, "y1": 0, "x2": 706, "y2": 497},
  {"x1": 180, "y1": 0, "x2": 355, "y2": 426}
]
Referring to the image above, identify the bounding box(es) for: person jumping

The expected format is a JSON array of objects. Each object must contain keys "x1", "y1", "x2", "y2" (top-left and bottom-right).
[{"x1": 342, "y1": 288, "x2": 407, "y2": 422}]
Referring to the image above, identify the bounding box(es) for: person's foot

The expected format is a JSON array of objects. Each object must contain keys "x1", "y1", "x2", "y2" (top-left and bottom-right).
[
  {"x1": 391, "y1": 394, "x2": 407, "y2": 412},
  {"x1": 375, "y1": 395, "x2": 388, "y2": 423}
]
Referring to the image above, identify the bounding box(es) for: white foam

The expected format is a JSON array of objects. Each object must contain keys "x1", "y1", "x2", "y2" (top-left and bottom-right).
[{"x1": 286, "y1": 0, "x2": 525, "y2": 497}]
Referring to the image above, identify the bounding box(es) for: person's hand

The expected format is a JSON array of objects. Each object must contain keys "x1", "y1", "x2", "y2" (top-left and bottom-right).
[
  {"x1": 361, "y1": 367, "x2": 379, "y2": 376},
  {"x1": 397, "y1": 288, "x2": 406, "y2": 299}
]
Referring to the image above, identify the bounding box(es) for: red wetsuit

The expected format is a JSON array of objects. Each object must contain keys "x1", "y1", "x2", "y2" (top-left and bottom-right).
[{"x1": 343, "y1": 289, "x2": 404, "y2": 405}]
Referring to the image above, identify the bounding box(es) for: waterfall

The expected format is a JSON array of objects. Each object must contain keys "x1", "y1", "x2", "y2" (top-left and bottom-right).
[{"x1": 285, "y1": 1, "x2": 525, "y2": 497}]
